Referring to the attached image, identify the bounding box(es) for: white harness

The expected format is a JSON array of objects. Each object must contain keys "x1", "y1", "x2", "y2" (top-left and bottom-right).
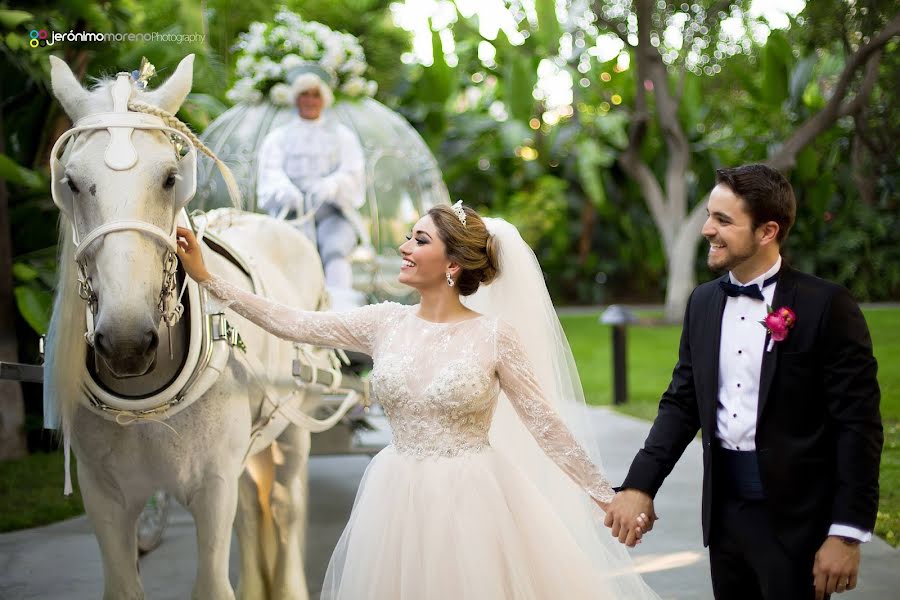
[{"x1": 49, "y1": 71, "x2": 364, "y2": 492}]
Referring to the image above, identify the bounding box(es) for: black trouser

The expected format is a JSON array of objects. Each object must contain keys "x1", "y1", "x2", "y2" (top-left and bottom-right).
[{"x1": 710, "y1": 448, "x2": 826, "y2": 600}]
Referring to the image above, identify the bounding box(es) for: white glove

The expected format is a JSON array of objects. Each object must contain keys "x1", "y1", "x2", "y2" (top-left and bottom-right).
[
  {"x1": 308, "y1": 177, "x2": 339, "y2": 205},
  {"x1": 267, "y1": 185, "x2": 304, "y2": 220},
  {"x1": 290, "y1": 186, "x2": 306, "y2": 214},
  {"x1": 269, "y1": 185, "x2": 303, "y2": 219}
]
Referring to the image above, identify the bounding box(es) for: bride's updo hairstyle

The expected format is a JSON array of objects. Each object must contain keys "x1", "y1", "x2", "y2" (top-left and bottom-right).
[{"x1": 427, "y1": 204, "x2": 500, "y2": 296}]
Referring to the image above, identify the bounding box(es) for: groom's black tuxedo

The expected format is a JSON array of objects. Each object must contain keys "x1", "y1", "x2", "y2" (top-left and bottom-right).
[{"x1": 622, "y1": 264, "x2": 882, "y2": 565}]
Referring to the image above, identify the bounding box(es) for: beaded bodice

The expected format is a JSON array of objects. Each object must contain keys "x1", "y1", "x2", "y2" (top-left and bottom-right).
[{"x1": 370, "y1": 318, "x2": 499, "y2": 459}]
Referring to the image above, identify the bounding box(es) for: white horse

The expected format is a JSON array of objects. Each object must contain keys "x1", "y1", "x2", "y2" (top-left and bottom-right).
[{"x1": 45, "y1": 54, "x2": 335, "y2": 599}]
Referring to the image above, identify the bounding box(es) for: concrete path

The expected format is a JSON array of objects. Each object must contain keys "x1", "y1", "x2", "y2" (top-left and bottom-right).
[{"x1": 1, "y1": 408, "x2": 896, "y2": 599}]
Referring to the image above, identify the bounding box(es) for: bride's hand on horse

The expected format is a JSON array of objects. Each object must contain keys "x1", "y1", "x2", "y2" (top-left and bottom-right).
[{"x1": 176, "y1": 226, "x2": 211, "y2": 283}]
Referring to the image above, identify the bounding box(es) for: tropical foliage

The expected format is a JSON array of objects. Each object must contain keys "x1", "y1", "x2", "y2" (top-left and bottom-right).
[{"x1": 390, "y1": 0, "x2": 899, "y2": 314}]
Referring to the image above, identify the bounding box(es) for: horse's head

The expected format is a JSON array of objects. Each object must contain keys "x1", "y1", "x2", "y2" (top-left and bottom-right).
[{"x1": 49, "y1": 55, "x2": 196, "y2": 377}]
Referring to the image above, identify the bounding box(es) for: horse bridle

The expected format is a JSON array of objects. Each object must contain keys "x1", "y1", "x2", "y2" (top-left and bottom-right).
[{"x1": 49, "y1": 72, "x2": 198, "y2": 340}]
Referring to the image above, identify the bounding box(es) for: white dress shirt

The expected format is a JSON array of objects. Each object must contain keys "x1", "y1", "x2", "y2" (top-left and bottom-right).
[
  {"x1": 716, "y1": 256, "x2": 781, "y2": 452},
  {"x1": 715, "y1": 256, "x2": 870, "y2": 542}
]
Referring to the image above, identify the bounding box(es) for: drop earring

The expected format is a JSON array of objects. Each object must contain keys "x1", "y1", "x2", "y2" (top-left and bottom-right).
[{"x1": 446, "y1": 272, "x2": 455, "y2": 287}]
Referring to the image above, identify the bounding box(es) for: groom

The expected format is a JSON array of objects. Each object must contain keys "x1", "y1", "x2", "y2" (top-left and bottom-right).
[{"x1": 605, "y1": 164, "x2": 882, "y2": 600}]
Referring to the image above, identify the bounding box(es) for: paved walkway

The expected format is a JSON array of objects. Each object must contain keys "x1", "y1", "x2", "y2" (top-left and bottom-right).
[{"x1": 1, "y1": 408, "x2": 896, "y2": 599}]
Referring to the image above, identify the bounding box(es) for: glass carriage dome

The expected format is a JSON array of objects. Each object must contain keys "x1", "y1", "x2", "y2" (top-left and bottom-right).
[{"x1": 195, "y1": 98, "x2": 450, "y2": 301}]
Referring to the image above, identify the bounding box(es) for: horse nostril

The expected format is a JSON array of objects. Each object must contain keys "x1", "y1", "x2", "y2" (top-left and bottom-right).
[
  {"x1": 143, "y1": 329, "x2": 159, "y2": 354},
  {"x1": 93, "y1": 332, "x2": 112, "y2": 358}
]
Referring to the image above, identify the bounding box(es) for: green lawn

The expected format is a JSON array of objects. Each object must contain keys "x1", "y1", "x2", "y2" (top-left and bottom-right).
[
  {"x1": 560, "y1": 307, "x2": 900, "y2": 547},
  {"x1": 0, "y1": 450, "x2": 83, "y2": 532}
]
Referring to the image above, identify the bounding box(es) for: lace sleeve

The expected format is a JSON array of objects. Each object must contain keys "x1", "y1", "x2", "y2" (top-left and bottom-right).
[
  {"x1": 199, "y1": 274, "x2": 395, "y2": 354},
  {"x1": 495, "y1": 320, "x2": 615, "y2": 503}
]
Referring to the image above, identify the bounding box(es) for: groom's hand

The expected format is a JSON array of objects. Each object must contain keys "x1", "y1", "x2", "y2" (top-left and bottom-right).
[
  {"x1": 604, "y1": 489, "x2": 656, "y2": 548},
  {"x1": 813, "y1": 536, "x2": 861, "y2": 599}
]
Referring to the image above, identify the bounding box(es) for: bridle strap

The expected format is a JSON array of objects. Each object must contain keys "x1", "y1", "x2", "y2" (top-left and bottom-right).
[
  {"x1": 75, "y1": 112, "x2": 168, "y2": 129},
  {"x1": 73, "y1": 219, "x2": 177, "y2": 263},
  {"x1": 49, "y1": 121, "x2": 196, "y2": 219}
]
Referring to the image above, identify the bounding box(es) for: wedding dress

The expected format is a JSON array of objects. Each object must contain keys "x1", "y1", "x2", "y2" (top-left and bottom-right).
[{"x1": 201, "y1": 271, "x2": 659, "y2": 599}]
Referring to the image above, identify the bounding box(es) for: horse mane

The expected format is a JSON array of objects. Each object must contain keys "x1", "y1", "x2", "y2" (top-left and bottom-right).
[
  {"x1": 88, "y1": 75, "x2": 115, "y2": 89},
  {"x1": 43, "y1": 216, "x2": 87, "y2": 437}
]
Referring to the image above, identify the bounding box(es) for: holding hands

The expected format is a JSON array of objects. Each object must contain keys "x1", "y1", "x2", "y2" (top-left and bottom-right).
[{"x1": 604, "y1": 489, "x2": 658, "y2": 548}]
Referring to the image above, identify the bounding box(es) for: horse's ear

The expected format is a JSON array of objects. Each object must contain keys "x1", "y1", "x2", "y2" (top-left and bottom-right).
[
  {"x1": 49, "y1": 55, "x2": 92, "y2": 122},
  {"x1": 143, "y1": 54, "x2": 195, "y2": 114}
]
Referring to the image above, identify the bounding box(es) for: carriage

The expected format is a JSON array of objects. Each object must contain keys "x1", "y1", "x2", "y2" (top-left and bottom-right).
[{"x1": 195, "y1": 97, "x2": 450, "y2": 305}]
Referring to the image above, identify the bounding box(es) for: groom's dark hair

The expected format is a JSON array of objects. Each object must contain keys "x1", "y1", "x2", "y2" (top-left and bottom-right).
[{"x1": 716, "y1": 164, "x2": 796, "y2": 243}]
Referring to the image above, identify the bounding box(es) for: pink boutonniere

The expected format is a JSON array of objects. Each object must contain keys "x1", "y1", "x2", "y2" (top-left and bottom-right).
[{"x1": 760, "y1": 306, "x2": 796, "y2": 352}]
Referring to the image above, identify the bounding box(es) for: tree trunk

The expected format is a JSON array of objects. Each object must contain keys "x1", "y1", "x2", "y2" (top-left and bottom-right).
[
  {"x1": 0, "y1": 100, "x2": 27, "y2": 461},
  {"x1": 664, "y1": 246, "x2": 696, "y2": 323},
  {"x1": 851, "y1": 130, "x2": 876, "y2": 206},
  {"x1": 577, "y1": 199, "x2": 596, "y2": 264},
  {"x1": 663, "y1": 204, "x2": 708, "y2": 322},
  {"x1": 619, "y1": 0, "x2": 700, "y2": 323}
]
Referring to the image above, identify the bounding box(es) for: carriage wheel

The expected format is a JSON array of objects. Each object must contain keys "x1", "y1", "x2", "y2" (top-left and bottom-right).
[{"x1": 137, "y1": 490, "x2": 171, "y2": 555}]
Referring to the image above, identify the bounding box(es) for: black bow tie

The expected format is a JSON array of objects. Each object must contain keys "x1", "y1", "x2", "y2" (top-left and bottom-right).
[{"x1": 719, "y1": 273, "x2": 779, "y2": 301}]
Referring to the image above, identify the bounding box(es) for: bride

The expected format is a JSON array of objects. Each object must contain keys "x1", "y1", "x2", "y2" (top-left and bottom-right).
[{"x1": 176, "y1": 201, "x2": 659, "y2": 599}]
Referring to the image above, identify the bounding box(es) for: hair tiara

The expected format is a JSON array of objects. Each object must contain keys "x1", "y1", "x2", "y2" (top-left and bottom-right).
[{"x1": 451, "y1": 200, "x2": 467, "y2": 227}]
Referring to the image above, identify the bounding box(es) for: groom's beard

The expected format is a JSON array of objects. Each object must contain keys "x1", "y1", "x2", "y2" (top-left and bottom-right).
[{"x1": 706, "y1": 238, "x2": 760, "y2": 274}]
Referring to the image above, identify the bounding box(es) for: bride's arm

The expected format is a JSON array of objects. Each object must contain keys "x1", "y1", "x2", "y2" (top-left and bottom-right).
[
  {"x1": 200, "y1": 274, "x2": 392, "y2": 354},
  {"x1": 177, "y1": 225, "x2": 395, "y2": 354},
  {"x1": 495, "y1": 320, "x2": 615, "y2": 504}
]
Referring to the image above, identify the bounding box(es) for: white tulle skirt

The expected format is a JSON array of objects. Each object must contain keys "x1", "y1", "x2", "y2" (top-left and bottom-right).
[{"x1": 320, "y1": 445, "x2": 644, "y2": 599}]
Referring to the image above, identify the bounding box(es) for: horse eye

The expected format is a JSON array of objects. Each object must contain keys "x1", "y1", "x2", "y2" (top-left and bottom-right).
[
  {"x1": 163, "y1": 173, "x2": 177, "y2": 189},
  {"x1": 66, "y1": 178, "x2": 80, "y2": 193}
]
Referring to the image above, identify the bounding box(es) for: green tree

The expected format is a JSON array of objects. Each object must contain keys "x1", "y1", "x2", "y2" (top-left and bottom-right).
[
  {"x1": 594, "y1": 0, "x2": 899, "y2": 320},
  {"x1": 396, "y1": 1, "x2": 650, "y2": 302}
]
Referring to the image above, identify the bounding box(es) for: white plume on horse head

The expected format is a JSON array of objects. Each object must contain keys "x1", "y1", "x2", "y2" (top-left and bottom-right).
[{"x1": 141, "y1": 54, "x2": 195, "y2": 114}]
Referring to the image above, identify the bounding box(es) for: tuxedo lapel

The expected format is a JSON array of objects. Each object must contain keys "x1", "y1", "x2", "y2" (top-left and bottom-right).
[
  {"x1": 757, "y1": 265, "x2": 798, "y2": 420},
  {"x1": 705, "y1": 277, "x2": 728, "y2": 423}
]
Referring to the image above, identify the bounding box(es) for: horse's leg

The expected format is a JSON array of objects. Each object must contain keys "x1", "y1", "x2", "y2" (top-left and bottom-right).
[
  {"x1": 185, "y1": 474, "x2": 239, "y2": 600},
  {"x1": 78, "y1": 460, "x2": 146, "y2": 600},
  {"x1": 236, "y1": 450, "x2": 276, "y2": 599},
  {"x1": 270, "y1": 423, "x2": 312, "y2": 599}
]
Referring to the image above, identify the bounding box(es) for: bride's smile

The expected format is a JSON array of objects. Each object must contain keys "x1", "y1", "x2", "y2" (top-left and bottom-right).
[{"x1": 398, "y1": 215, "x2": 453, "y2": 289}]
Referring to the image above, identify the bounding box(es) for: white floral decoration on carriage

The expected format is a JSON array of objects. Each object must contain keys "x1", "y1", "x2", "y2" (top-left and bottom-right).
[{"x1": 227, "y1": 7, "x2": 378, "y2": 106}]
